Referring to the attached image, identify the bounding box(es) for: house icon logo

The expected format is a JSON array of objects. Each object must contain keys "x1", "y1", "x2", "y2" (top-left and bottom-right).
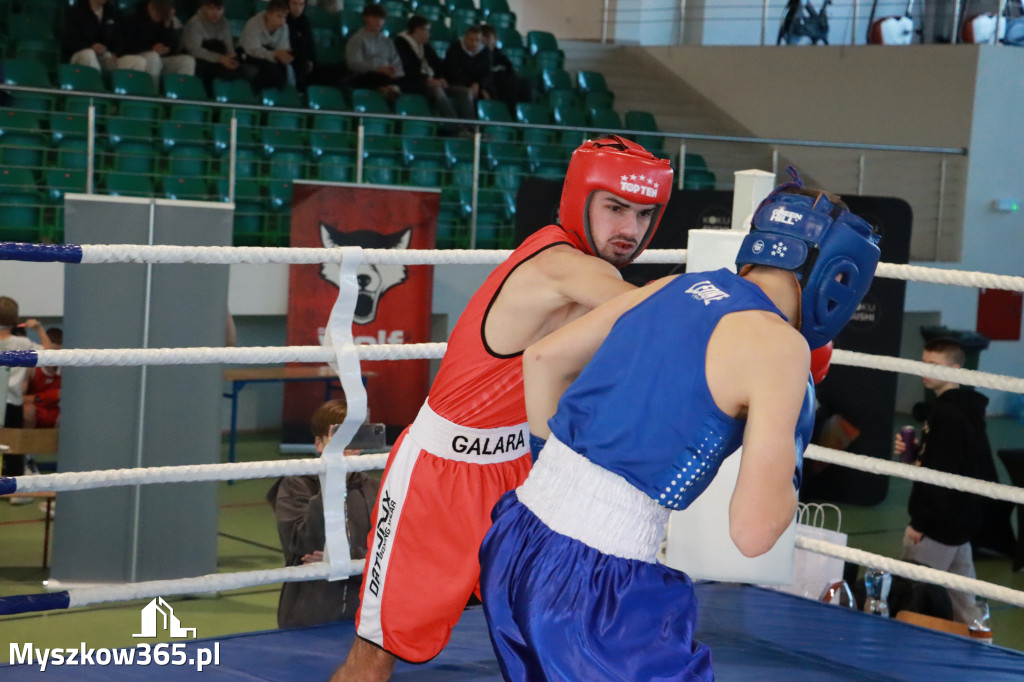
[{"x1": 132, "y1": 597, "x2": 197, "y2": 639}]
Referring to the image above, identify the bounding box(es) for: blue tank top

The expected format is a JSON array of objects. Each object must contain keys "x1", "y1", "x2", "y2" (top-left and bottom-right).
[{"x1": 548, "y1": 269, "x2": 787, "y2": 511}]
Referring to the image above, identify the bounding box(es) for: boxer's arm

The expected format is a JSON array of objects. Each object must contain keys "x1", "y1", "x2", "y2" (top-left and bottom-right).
[
  {"x1": 728, "y1": 324, "x2": 807, "y2": 557},
  {"x1": 523, "y1": 277, "x2": 673, "y2": 438},
  {"x1": 534, "y1": 246, "x2": 636, "y2": 311}
]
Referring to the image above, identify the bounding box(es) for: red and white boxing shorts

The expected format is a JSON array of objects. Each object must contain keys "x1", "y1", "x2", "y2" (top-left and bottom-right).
[{"x1": 354, "y1": 401, "x2": 531, "y2": 662}]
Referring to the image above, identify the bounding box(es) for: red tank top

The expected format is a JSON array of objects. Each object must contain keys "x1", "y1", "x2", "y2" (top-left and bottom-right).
[{"x1": 427, "y1": 225, "x2": 580, "y2": 429}]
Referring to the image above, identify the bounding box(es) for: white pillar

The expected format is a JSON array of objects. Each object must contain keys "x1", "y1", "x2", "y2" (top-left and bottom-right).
[{"x1": 662, "y1": 169, "x2": 797, "y2": 586}]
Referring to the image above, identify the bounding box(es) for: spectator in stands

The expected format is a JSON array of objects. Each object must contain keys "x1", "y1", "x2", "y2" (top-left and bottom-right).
[
  {"x1": 239, "y1": 0, "x2": 294, "y2": 92},
  {"x1": 23, "y1": 328, "x2": 63, "y2": 430},
  {"x1": 480, "y1": 24, "x2": 532, "y2": 116},
  {"x1": 394, "y1": 15, "x2": 473, "y2": 134},
  {"x1": 266, "y1": 399, "x2": 380, "y2": 628},
  {"x1": 285, "y1": 0, "x2": 316, "y2": 92},
  {"x1": 183, "y1": 0, "x2": 247, "y2": 95},
  {"x1": 119, "y1": 0, "x2": 197, "y2": 82},
  {"x1": 443, "y1": 25, "x2": 492, "y2": 110},
  {"x1": 345, "y1": 3, "x2": 403, "y2": 98},
  {"x1": 62, "y1": 0, "x2": 148, "y2": 75},
  {"x1": 0, "y1": 297, "x2": 56, "y2": 481}
]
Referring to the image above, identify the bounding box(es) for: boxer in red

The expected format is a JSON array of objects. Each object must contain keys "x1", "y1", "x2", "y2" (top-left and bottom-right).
[{"x1": 331, "y1": 136, "x2": 674, "y2": 681}]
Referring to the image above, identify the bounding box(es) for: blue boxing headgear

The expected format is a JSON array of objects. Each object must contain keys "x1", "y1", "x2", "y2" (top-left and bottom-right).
[{"x1": 736, "y1": 170, "x2": 881, "y2": 350}]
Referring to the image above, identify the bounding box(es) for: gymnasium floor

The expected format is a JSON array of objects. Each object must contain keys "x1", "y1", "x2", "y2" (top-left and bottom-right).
[{"x1": 1, "y1": 416, "x2": 1022, "y2": 665}]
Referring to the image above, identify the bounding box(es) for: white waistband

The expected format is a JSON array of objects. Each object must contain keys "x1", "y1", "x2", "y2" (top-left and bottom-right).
[
  {"x1": 516, "y1": 435, "x2": 670, "y2": 562},
  {"x1": 408, "y1": 402, "x2": 529, "y2": 464}
]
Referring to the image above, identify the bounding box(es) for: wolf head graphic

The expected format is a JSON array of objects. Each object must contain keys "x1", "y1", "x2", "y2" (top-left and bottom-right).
[{"x1": 319, "y1": 223, "x2": 411, "y2": 325}]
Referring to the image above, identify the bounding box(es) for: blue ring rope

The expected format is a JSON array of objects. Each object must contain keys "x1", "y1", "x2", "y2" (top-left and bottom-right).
[
  {"x1": 0, "y1": 350, "x2": 40, "y2": 368},
  {"x1": 0, "y1": 242, "x2": 84, "y2": 263},
  {"x1": 0, "y1": 591, "x2": 71, "y2": 616}
]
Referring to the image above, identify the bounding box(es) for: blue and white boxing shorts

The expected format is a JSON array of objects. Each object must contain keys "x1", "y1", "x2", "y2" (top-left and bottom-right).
[{"x1": 479, "y1": 435, "x2": 713, "y2": 681}]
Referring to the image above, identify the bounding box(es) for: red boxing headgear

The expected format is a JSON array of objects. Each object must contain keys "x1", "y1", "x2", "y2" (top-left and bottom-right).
[{"x1": 557, "y1": 135, "x2": 674, "y2": 266}]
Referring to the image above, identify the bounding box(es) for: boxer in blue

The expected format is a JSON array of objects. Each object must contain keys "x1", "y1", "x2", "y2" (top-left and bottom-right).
[{"x1": 478, "y1": 173, "x2": 880, "y2": 681}]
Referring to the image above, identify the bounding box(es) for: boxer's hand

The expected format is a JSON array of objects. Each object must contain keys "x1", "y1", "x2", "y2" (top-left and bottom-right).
[{"x1": 810, "y1": 341, "x2": 833, "y2": 385}]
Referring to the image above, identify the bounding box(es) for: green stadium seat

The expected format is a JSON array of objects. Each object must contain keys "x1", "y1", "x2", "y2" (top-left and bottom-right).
[
  {"x1": 213, "y1": 78, "x2": 258, "y2": 105},
  {"x1": 315, "y1": 152, "x2": 356, "y2": 183},
  {"x1": 406, "y1": 158, "x2": 444, "y2": 188},
  {"x1": 401, "y1": 135, "x2": 445, "y2": 168},
  {"x1": 14, "y1": 39, "x2": 60, "y2": 68},
  {"x1": 267, "y1": 179, "x2": 294, "y2": 211},
  {"x1": 232, "y1": 147, "x2": 264, "y2": 178},
  {"x1": 477, "y1": 99, "x2": 515, "y2": 142},
  {"x1": 162, "y1": 175, "x2": 211, "y2": 201},
  {"x1": 167, "y1": 146, "x2": 212, "y2": 177},
  {"x1": 307, "y1": 85, "x2": 348, "y2": 111},
  {"x1": 480, "y1": 0, "x2": 510, "y2": 16},
  {"x1": 112, "y1": 69, "x2": 158, "y2": 97},
  {"x1": 162, "y1": 73, "x2": 209, "y2": 102},
  {"x1": 483, "y1": 142, "x2": 527, "y2": 190},
  {"x1": 224, "y1": 0, "x2": 254, "y2": 20},
  {"x1": 6, "y1": 13, "x2": 55, "y2": 41},
  {"x1": 486, "y1": 11, "x2": 516, "y2": 29},
  {"x1": 450, "y1": 8, "x2": 481, "y2": 34},
  {"x1": 546, "y1": 88, "x2": 579, "y2": 110},
  {"x1": 541, "y1": 68, "x2": 572, "y2": 93},
  {"x1": 429, "y1": 39, "x2": 450, "y2": 59},
  {"x1": 495, "y1": 27, "x2": 524, "y2": 51},
  {"x1": 266, "y1": 110, "x2": 308, "y2": 132},
  {"x1": 160, "y1": 119, "x2": 208, "y2": 150},
  {"x1": 107, "y1": 115, "x2": 155, "y2": 148},
  {"x1": 588, "y1": 107, "x2": 623, "y2": 132},
  {"x1": 217, "y1": 177, "x2": 266, "y2": 245},
  {"x1": 352, "y1": 89, "x2": 394, "y2": 136},
  {"x1": 2, "y1": 59, "x2": 55, "y2": 112},
  {"x1": 54, "y1": 138, "x2": 91, "y2": 171},
  {"x1": 683, "y1": 154, "x2": 716, "y2": 190},
  {"x1": 412, "y1": 0, "x2": 443, "y2": 7},
  {"x1": 214, "y1": 107, "x2": 262, "y2": 155},
  {"x1": 341, "y1": 11, "x2": 364, "y2": 38},
  {"x1": 48, "y1": 111, "x2": 89, "y2": 145},
  {"x1": 104, "y1": 172, "x2": 154, "y2": 197},
  {"x1": 307, "y1": 3, "x2": 341, "y2": 32},
  {"x1": 266, "y1": 149, "x2": 308, "y2": 180},
  {"x1": 382, "y1": 15, "x2": 406, "y2": 37},
  {"x1": 262, "y1": 84, "x2": 302, "y2": 108},
  {"x1": 415, "y1": 4, "x2": 444, "y2": 23},
  {"x1": 363, "y1": 154, "x2": 398, "y2": 185},
  {"x1": 515, "y1": 102, "x2": 552, "y2": 145},
  {"x1": 533, "y1": 49, "x2": 564, "y2": 71},
  {"x1": 526, "y1": 30, "x2": 559, "y2": 56},
  {"x1": 444, "y1": 137, "x2": 475, "y2": 187},
  {"x1": 395, "y1": 93, "x2": 434, "y2": 135},
  {"x1": 624, "y1": 110, "x2": 664, "y2": 153},
  {"x1": 0, "y1": 111, "x2": 46, "y2": 171},
  {"x1": 576, "y1": 70, "x2": 608, "y2": 94},
  {"x1": 309, "y1": 112, "x2": 355, "y2": 163},
  {"x1": 526, "y1": 143, "x2": 567, "y2": 178},
  {"x1": 582, "y1": 89, "x2": 614, "y2": 111},
  {"x1": 58, "y1": 64, "x2": 110, "y2": 113},
  {"x1": 446, "y1": 0, "x2": 476, "y2": 12},
  {"x1": 110, "y1": 143, "x2": 160, "y2": 174},
  {"x1": 45, "y1": 169, "x2": 88, "y2": 204}
]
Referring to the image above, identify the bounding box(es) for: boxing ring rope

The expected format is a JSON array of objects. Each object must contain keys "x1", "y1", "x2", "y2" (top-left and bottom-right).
[{"x1": 1, "y1": 241, "x2": 1023, "y2": 624}]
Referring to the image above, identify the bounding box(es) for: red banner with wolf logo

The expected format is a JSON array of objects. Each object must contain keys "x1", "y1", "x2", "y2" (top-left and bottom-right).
[{"x1": 283, "y1": 181, "x2": 439, "y2": 443}]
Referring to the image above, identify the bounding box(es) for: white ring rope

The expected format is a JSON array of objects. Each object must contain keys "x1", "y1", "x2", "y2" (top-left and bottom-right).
[
  {"x1": 832, "y1": 349, "x2": 1024, "y2": 394},
  {"x1": 796, "y1": 535, "x2": 1024, "y2": 609},
  {"x1": 8, "y1": 453, "x2": 388, "y2": 494},
  {"x1": 20, "y1": 347, "x2": 1024, "y2": 398},
  {"x1": 27, "y1": 343, "x2": 446, "y2": 367},
  {"x1": 804, "y1": 445, "x2": 1024, "y2": 505},
  {"x1": 72, "y1": 245, "x2": 690, "y2": 265},
  {"x1": 876, "y1": 262, "x2": 1024, "y2": 292},
  {"x1": 64, "y1": 562, "x2": 360, "y2": 610},
  {"x1": 30, "y1": 243, "x2": 1024, "y2": 294}
]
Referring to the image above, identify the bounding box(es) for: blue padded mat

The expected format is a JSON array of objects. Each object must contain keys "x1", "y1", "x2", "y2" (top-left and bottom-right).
[{"x1": 5, "y1": 583, "x2": 1023, "y2": 680}]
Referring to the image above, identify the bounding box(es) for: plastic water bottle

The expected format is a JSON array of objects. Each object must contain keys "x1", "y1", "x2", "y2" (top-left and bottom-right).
[
  {"x1": 969, "y1": 598, "x2": 993, "y2": 644},
  {"x1": 863, "y1": 569, "x2": 891, "y2": 617}
]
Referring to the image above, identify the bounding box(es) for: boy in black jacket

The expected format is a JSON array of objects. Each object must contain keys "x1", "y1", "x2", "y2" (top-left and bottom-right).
[
  {"x1": 267, "y1": 399, "x2": 380, "y2": 628},
  {"x1": 895, "y1": 338, "x2": 995, "y2": 624},
  {"x1": 119, "y1": 0, "x2": 196, "y2": 81}
]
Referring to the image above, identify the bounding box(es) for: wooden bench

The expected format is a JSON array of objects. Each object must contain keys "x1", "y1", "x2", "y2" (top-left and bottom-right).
[{"x1": 1, "y1": 428, "x2": 59, "y2": 568}]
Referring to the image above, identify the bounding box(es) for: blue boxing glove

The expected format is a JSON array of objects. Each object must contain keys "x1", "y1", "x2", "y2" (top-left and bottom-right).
[
  {"x1": 793, "y1": 377, "x2": 816, "y2": 490},
  {"x1": 530, "y1": 433, "x2": 547, "y2": 464}
]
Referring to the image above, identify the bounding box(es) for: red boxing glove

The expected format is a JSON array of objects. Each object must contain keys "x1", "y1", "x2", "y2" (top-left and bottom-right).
[{"x1": 810, "y1": 341, "x2": 833, "y2": 385}]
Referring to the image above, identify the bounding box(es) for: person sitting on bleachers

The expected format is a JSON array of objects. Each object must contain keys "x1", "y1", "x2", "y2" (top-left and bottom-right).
[
  {"x1": 118, "y1": 0, "x2": 197, "y2": 82},
  {"x1": 442, "y1": 24, "x2": 493, "y2": 110},
  {"x1": 345, "y1": 3, "x2": 403, "y2": 98},
  {"x1": 394, "y1": 15, "x2": 473, "y2": 134},
  {"x1": 183, "y1": 0, "x2": 247, "y2": 95},
  {"x1": 480, "y1": 24, "x2": 532, "y2": 117},
  {"x1": 238, "y1": 0, "x2": 294, "y2": 92},
  {"x1": 22, "y1": 328, "x2": 63, "y2": 430},
  {"x1": 62, "y1": 0, "x2": 148, "y2": 75}
]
